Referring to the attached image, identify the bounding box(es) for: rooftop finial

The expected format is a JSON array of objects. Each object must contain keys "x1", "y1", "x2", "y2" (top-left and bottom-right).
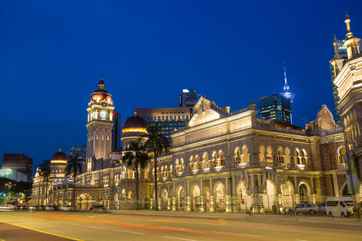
[
  {"x1": 345, "y1": 14, "x2": 353, "y2": 39},
  {"x1": 97, "y1": 79, "x2": 105, "y2": 90}
]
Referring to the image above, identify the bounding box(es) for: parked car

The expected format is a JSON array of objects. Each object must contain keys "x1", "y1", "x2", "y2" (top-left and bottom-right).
[
  {"x1": 318, "y1": 203, "x2": 327, "y2": 215},
  {"x1": 0, "y1": 204, "x2": 16, "y2": 212},
  {"x1": 325, "y1": 196, "x2": 354, "y2": 217},
  {"x1": 90, "y1": 204, "x2": 107, "y2": 212},
  {"x1": 295, "y1": 203, "x2": 319, "y2": 215},
  {"x1": 45, "y1": 205, "x2": 55, "y2": 211}
]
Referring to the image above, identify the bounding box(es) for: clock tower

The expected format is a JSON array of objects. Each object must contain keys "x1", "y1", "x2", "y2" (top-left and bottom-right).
[{"x1": 86, "y1": 80, "x2": 115, "y2": 171}]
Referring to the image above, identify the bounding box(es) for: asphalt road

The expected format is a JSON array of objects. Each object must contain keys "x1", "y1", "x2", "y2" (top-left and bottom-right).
[{"x1": 0, "y1": 211, "x2": 362, "y2": 241}]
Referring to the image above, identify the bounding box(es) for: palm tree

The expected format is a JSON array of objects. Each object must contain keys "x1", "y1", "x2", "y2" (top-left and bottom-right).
[
  {"x1": 122, "y1": 141, "x2": 149, "y2": 209},
  {"x1": 66, "y1": 157, "x2": 83, "y2": 208},
  {"x1": 145, "y1": 126, "x2": 169, "y2": 211}
]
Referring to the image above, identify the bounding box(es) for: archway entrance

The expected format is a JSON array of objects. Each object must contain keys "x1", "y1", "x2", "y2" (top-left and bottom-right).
[
  {"x1": 236, "y1": 181, "x2": 249, "y2": 212},
  {"x1": 341, "y1": 182, "x2": 352, "y2": 196},
  {"x1": 204, "y1": 187, "x2": 211, "y2": 212},
  {"x1": 280, "y1": 181, "x2": 294, "y2": 208},
  {"x1": 214, "y1": 182, "x2": 226, "y2": 212},
  {"x1": 298, "y1": 183, "x2": 310, "y2": 203},
  {"x1": 160, "y1": 189, "x2": 168, "y2": 210},
  {"x1": 265, "y1": 180, "x2": 276, "y2": 210},
  {"x1": 77, "y1": 193, "x2": 92, "y2": 210},
  {"x1": 192, "y1": 185, "x2": 201, "y2": 211},
  {"x1": 176, "y1": 186, "x2": 186, "y2": 211}
]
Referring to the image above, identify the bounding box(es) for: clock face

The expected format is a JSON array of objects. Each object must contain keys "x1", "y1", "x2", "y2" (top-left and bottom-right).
[{"x1": 100, "y1": 110, "x2": 107, "y2": 120}]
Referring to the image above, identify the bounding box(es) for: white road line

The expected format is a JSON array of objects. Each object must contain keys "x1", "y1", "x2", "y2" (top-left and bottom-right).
[{"x1": 162, "y1": 235, "x2": 199, "y2": 241}]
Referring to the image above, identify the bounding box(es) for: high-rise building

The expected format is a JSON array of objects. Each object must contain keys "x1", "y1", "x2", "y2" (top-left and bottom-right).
[
  {"x1": 133, "y1": 89, "x2": 197, "y2": 139},
  {"x1": 179, "y1": 89, "x2": 198, "y2": 107},
  {"x1": 330, "y1": 15, "x2": 362, "y2": 199},
  {"x1": 258, "y1": 94, "x2": 292, "y2": 124},
  {"x1": 1, "y1": 154, "x2": 32, "y2": 182},
  {"x1": 86, "y1": 80, "x2": 115, "y2": 171},
  {"x1": 134, "y1": 107, "x2": 193, "y2": 139},
  {"x1": 258, "y1": 68, "x2": 294, "y2": 124}
]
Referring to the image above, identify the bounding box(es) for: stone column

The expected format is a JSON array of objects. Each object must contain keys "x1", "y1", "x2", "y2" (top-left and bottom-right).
[
  {"x1": 225, "y1": 177, "x2": 231, "y2": 212},
  {"x1": 200, "y1": 178, "x2": 204, "y2": 212},
  {"x1": 186, "y1": 180, "x2": 191, "y2": 211},
  {"x1": 209, "y1": 178, "x2": 214, "y2": 212},
  {"x1": 231, "y1": 174, "x2": 237, "y2": 212},
  {"x1": 332, "y1": 173, "x2": 340, "y2": 198}
]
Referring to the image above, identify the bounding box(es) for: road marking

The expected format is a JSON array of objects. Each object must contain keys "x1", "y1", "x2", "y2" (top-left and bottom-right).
[
  {"x1": 212, "y1": 230, "x2": 262, "y2": 238},
  {"x1": 70, "y1": 222, "x2": 145, "y2": 236},
  {"x1": 3, "y1": 223, "x2": 83, "y2": 241},
  {"x1": 162, "y1": 235, "x2": 198, "y2": 241}
]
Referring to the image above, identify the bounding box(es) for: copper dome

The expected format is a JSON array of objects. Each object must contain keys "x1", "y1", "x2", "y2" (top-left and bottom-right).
[
  {"x1": 52, "y1": 150, "x2": 67, "y2": 160},
  {"x1": 123, "y1": 116, "x2": 147, "y2": 130}
]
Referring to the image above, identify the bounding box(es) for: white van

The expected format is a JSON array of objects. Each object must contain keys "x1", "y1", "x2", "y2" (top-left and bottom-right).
[{"x1": 325, "y1": 196, "x2": 354, "y2": 217}]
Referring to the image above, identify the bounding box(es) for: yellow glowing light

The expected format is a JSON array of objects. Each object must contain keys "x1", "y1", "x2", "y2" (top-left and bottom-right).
[
  {"x1": 51, "y1": 160, "x2": 67, "y2": 164},
  {"x1": 122, "y1": 128, "x2": 148, "y2": 134}
]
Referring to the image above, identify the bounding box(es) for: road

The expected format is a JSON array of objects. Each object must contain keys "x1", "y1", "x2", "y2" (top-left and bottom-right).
[{"x1": 0, "y1": 211, "x2": 362, "y2": 241}]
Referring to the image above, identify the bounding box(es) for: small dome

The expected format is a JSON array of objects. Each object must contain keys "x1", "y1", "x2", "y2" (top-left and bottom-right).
[
  {"x1": 122, "y1": 116, "x2": 148, "y2": 139},
  {"x1": 123, "y1": 116, "x2": 147, "y2": 130},
  {"x1": 52, "y1": 150, "x2": 67, "y2": 160}
]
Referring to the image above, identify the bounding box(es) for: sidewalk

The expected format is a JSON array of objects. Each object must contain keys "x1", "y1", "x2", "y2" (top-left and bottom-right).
[{"x1": 110, "y1": 209, "x2": 362, "y2": 226}]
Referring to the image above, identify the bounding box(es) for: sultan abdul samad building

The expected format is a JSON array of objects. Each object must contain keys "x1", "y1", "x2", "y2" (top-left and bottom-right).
[{"x1": 31, "y1": 16, "x2": 362, "y2": 212}]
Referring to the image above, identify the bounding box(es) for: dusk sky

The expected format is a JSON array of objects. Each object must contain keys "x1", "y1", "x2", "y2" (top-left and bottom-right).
[{"x1": 0, "y1": 0, "x2": 360, "y2": 166}]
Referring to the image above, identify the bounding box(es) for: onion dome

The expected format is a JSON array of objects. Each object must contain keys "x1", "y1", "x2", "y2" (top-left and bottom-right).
[
  {"x1": 51, "y1": 150, "x2": 67, "y2": 165},
  {"x1": 122, "y1": 115, "x2": 148, "y2": 139}
]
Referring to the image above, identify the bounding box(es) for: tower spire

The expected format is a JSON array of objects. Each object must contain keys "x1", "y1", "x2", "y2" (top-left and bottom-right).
[
  {"x1": 280, "y1": 65, "x2": 295, "y2": 103},
  {"x1": 345, "y1": 14, "x2": 353, "y2": 39},
  {"x1": 283, "y1": 66, "x2": 290, "y2": 92}
]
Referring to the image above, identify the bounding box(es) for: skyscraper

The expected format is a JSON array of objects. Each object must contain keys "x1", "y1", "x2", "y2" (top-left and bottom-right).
[
  {"x1": 258, "y1": 68, "x2": 294, "y2": 124},
  {"x1": 179, "y1": 89, "x2": 198, "y2": 107},
  {"x1": 133, "y1": 89, "x2": 197, "y2": 139},
  {"x1": 258, "y1": 94, "x2": 292, "y2": 124}
]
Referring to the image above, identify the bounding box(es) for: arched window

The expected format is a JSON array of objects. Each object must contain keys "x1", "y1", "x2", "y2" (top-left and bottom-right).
[
  {"x1": 175, "y1": 158, "x2": 184, "y2": 176},
  {"x1": 215, "y1": 150, "x2": 224, "y2": 171},
  {"x1": 234, "y1": 147, "x2": 241, "y2": 164},
  {"x1": 202, "y1": 152, "x2": 210, "y2": 171},
  {"x1": 259, "y1": 145, "x2": 265, "y2": 162},
  {"x1": 299, "y1": 184, "x2": 309, "y2": 203},
  {"x1": 241, "y1": 145, "x2": 249, "y2": 164},
  {"x1": 276, "y1": 146, "x2": 284, "y2": 166},
  {"x1": 211, "y1": 151, "x2": 217, "y2": 168},
  {"x1": 266, "y1": 145, "x2": 273, "y2": 164},
  {"x1": 295, "y1": 148, "x2": 301, "y2": 164},
  {"x1": 337, "y1": 146, "x2": 346, "y2": 167}
]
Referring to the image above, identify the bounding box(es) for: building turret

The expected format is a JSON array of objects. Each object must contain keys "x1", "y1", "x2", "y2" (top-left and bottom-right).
[
  {"x1": 49, "y1": 150, "x2": 68, "y2": 184},
  {"x1": 86, "y1": 80, "x2": 115, "y2": 171},
  {"x1": 343, "y1": 15, "x2": 361, "y2": 60},
  {"x1": 121, "y1": 115, "x2": 148, "y2": 149}
]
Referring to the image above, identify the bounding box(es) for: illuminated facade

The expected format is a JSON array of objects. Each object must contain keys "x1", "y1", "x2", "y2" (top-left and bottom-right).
[
  {"x1": 86, "y1": 80, "x2": 115, "y2": 170},
  {"x1": 330, "y1": 15, "x2": 362, "y2": 202},
  {"x1": 31, "y1": 16, "x2": 361, "y2": 212}
]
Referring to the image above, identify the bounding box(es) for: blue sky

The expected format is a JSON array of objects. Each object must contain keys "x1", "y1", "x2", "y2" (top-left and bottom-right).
[{"x1": 0, "y1": 0, "x2": 360, "y2": 166}]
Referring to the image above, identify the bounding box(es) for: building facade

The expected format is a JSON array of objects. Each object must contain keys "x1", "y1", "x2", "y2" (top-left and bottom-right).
[
  {"x1": 31, "y1": 16, "x2": 361, "y2": 212},
  {"x1": 330, "y1": 15, "x2": 362, "y2": 202}
]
